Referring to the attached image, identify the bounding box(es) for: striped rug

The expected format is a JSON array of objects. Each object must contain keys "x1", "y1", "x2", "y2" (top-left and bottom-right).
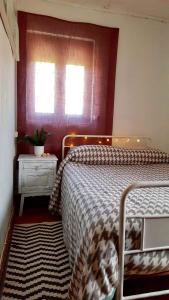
[{"x1": 2, "y1": 221, "x2": 71, "y2": 300}]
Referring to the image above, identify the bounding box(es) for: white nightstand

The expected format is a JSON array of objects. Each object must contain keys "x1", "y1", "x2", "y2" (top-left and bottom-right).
[{"x1": 18, "y1": 154, "x2": 58, "y2": 216}]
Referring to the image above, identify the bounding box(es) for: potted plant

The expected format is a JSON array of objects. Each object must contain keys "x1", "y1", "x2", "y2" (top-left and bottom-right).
[{"x1": 22, "y1": 128, "x2": 51, "y2": 157}]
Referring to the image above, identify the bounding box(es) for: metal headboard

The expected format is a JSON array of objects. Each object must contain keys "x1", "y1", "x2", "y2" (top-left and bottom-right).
[{"x1": 62, "y1": 134, "x2": 152, "y2": 160}]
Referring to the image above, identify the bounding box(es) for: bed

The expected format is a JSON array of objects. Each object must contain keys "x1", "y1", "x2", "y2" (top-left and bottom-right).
[{"x1": 49, "y1": 137, "x2": 169, "y2": 300}]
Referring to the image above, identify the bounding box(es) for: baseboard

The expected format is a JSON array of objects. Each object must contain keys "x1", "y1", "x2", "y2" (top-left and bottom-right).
[{"x1": 0, "y1": 206, "x2": 15, "y2": 290}]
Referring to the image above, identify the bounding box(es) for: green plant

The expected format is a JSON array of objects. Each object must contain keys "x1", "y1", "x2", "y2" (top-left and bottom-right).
[{"x1": 21, "y1": 128, "x2": 51, "y2": 146}]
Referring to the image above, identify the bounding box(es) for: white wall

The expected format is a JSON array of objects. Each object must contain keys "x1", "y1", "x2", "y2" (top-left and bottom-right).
[
  {"x1": 113, "y1": 21, "x2": 169, "y2": 151},
  {"x1": 0, "y1": 19, "x2": 15, "y2": 256},
  {"x1": 17, "y1": 0, "x2": 169, "y2": 151}
]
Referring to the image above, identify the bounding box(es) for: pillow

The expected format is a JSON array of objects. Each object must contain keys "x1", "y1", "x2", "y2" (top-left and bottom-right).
[{"x1": 69, "y1": 145, "x2": 169, "y2": 165}]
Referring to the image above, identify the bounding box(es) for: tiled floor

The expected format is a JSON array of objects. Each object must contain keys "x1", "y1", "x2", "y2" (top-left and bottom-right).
[
  {"x1": 124, "y1": 277, "x2": 169, "y2": 300},
  {"x1": 14, "y1": 195, "x2": 61, "y2": 224}
]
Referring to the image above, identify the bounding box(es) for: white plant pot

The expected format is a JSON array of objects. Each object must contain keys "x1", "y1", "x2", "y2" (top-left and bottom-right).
[{"x1": 34, "y1": 146, "x2": 44, "y2": 157}]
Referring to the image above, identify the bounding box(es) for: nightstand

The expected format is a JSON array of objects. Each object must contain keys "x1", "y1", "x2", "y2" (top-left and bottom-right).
[{"x1": 18, "y1": 154, "x2": 58, "y2": 216}]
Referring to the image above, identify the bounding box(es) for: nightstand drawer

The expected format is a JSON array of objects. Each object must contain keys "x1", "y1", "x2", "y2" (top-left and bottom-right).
[
  {"x1": 22, "y1": 162, "x2": 54, "y2": 170},
  {"x1": 21, "y1": 169, "x2": 54, "y2": 193}
]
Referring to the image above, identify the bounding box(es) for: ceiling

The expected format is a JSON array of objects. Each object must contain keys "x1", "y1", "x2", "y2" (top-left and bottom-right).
[{"x1": 44, "y1": 0, "x2": 169, "y2": 22}]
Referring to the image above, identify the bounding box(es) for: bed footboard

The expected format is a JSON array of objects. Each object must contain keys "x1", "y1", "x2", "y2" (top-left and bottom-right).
[{"x1": 117, "y1": 181, "x2": 169, "y2": 300}]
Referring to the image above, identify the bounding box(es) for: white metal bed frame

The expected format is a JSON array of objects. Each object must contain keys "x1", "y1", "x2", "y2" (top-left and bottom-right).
[
  {"x1": 62, "y1": 134, "x2": 151, "y2": 160},
  {"x1": 62, "y1": 134, "x2": 169, "y2": 299},
  {"x1": 117, "y1": 181, "x2": 169, "y2": 300}
]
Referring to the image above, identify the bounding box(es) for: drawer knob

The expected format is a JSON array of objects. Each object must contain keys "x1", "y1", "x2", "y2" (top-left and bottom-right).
[{"x1": 35, "y1": 166, "x2": 39, "y2": 170}]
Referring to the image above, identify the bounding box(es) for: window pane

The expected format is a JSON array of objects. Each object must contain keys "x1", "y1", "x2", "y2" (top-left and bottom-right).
[
  {"x1": 65, "y1": 64, "x2": 84, "y2": 115},
  {"x1": 35, "y1": 62, "x2": 55, "y2": 113}
]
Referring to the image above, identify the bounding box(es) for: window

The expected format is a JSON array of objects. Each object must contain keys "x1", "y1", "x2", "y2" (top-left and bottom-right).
[
  {"x1": 65, "y1": 64, "x2": 85, "y2": 115},
  {"x1": 17, "y1": 12, "x2": 119, "y2": 159},
  {"x1": 35, "y1": 62, "x2": 55, "y2": 113},
  {"x1": 34, "y1": 62, "x2": 85, "y2": 116}
]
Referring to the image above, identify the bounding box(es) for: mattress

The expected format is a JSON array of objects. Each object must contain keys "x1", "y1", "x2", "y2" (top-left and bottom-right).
[{"x1": 49, "y1": 145, "x2": 169, "y2": 300}]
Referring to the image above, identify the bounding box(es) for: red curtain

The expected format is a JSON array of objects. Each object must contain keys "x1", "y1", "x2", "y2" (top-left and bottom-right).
[{"x1": 17, "y1": 12, "x2": 119, "y2": 160}]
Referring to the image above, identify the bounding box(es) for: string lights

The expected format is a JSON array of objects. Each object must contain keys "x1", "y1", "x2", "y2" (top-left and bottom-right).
[{"x1": 66, "y1": 136, "x2": 146, "y2": 149}]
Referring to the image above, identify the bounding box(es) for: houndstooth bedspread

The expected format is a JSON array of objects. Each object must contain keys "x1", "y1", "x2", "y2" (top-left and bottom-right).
[{"x1": 49, "y1": 146, "x2": 169, "y2": 300}]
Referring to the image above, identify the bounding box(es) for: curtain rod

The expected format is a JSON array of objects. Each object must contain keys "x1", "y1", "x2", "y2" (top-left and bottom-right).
[{"x1": 27, "y1": 29, "x2": 95, "y2": 43}]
